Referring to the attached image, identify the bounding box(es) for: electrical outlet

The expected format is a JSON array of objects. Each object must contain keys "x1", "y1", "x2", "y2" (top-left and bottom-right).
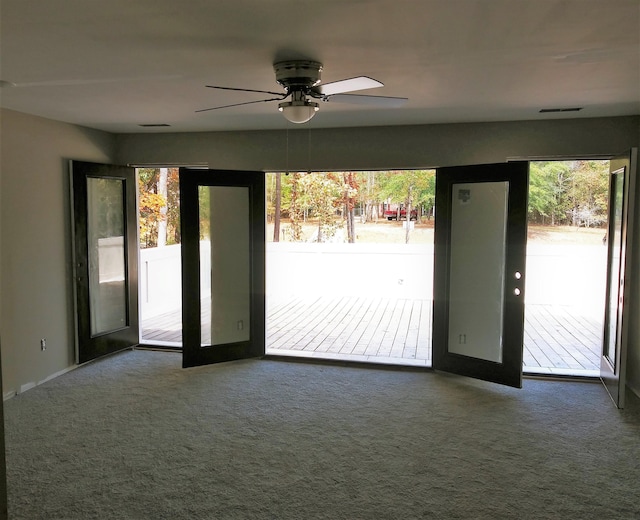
[
  {"x1": 40, "y1": 338, "x2": 47, "y2": 351},
  {"x1": 458, "y1": 334, "x2": 467, "y2": 345},
  {"x1": 237, "y1": 320, "x2": 244, "y2": 331}
]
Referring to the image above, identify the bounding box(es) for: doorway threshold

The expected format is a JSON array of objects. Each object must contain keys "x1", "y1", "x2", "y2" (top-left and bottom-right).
[
  {"x1": 524, "y1": 366, "x2": 599, "y2": 378},
  {"x1": 137, "y1": 340, "x2": 181, "y2": 350},
  {"x1": 267, "y1": 349, "x2": 600, "y2": 379},
  {"x1": 265, "y1": 348, "x2": 430, "y2": 368}
]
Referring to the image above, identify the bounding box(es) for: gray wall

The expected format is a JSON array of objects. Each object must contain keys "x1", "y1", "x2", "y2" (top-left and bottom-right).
[
  {"x1": 0, "y1": 109, "x2": 117, "y2": 396},
  {"x1": 116, "y1": 117, "x2": 639, "y2": 171},
  {"x1": 1, "y1": 109, "x2": 639, "y2": 397}
]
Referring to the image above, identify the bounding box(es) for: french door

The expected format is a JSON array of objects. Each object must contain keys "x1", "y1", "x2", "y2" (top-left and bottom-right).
[
  {"x1": 179, "y1": 168, "x2": 266, "y2": 368},
  {"x1": 432, "y1": 162, "x2": 529, "y2": 388},
  {"x1": 600, "y1": 149, "x2": 637, "y2": 408},
  {"x1": 70, "y1": 161, "x2": 139, "y2": 363}
]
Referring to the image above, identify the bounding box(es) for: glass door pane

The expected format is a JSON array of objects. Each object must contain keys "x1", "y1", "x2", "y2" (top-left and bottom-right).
[
  {"x1": 600, "y1": 148, "x2": 637, "y2": 409},
  {"x1": 603, "y1": 170, "x2": 624, "y2": 369},
  {"x1": 180, "y1": 168, "x2": 265, "y2": 368},
  {"x1": 447, "y1": 181, "x2": 509, "y2": 363},
  {"x1": 87, "y1": 177, "x2": 128, "y2": 335},
  {"x1": 70, "y1": 160, "x2": 138, "y2": 364},
  {"x1": 198, "y1": 186, "x2": 251, "y2": 347},
  {"x1": 432, "y1": 162, "x2": 528, "y2": 388}
]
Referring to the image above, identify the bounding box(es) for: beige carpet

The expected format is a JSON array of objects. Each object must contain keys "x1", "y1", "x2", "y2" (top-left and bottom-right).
[{"x1": 4, "y1": 349, "x2": 640, "y2": 519}]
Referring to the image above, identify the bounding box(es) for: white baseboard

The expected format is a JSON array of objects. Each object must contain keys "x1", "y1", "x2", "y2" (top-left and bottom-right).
[
  {"x1": 3, "y1": 364, "x2": 79, "y2": 401},
  {"x1": 19, "y1": 382, "x2": 36, "y2": 394},
  {"x1": 37, "y1": 365, "x2": 78, "y2": 386}
]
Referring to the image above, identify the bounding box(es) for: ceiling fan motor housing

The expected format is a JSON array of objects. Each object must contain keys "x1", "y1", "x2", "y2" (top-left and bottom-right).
[{"x1": 274, "y1": 60, "x2": 323, "y2": 91}]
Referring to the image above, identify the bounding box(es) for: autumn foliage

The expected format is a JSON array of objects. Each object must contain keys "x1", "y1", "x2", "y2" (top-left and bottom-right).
[{"x1": 138, "y1": 168, "x2": 180, "y2": 248}]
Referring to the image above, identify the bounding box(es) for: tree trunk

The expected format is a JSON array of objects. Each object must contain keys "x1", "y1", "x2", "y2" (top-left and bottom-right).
[
  {"x1": 349, "y1": 208, "x2": 355, "y2": 242},
  {"x1": 273, "y1": 172, "x2": 282, "y2": 242},
  {"x1": 157, "y1": 168, "x2": 168, "y2": 247},
  {"x1": 289, "y1": 173, "x2": 302, "y2": 241},
  {"x1": 345, "y1": 203, "x2": 355, "y2": 243},
  {"x1": 405, "y1": 186, "x2": 413, "y2": 244},
  {"x1": 343, "y1": 172, "x2": 356, "y2": 243},
  {"x1": 405, "y1": 200, "x2": 412, "y2": 244}
]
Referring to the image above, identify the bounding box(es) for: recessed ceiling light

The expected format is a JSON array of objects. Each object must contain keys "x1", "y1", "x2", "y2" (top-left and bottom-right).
[{"x1": 0, "y1": 80, "x2": 17, "y2": 88}]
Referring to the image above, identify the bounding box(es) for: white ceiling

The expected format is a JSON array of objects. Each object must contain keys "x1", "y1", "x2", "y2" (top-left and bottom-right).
[{"x1": 1, "y1": 0, "x2": 638, "y2": 133}]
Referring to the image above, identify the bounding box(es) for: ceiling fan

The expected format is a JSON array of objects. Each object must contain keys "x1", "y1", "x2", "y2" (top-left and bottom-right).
[{"x1": 196, "y1": 60, "x2": 408, "y2": 124}]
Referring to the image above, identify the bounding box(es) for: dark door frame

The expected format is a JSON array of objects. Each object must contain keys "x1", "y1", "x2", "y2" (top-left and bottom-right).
[
  {"x1": 432, "y1": 161, "x2": 529, "y2": 388},
  {"x1": 600, "y1": 149, "x2": 637, "y2": 408},
  {"x1": 70, "y1": 160, "x2": 139, "y2": 364},
  {"x1": 180, "y1": 168, "x2": 266, "y2": 368}
]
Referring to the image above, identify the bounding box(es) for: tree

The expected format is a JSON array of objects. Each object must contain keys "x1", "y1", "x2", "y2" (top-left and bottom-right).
[
  {"x1": 528, "y1": 162, "x2": 572, "y2": 225},
  {"x1": 267, "y1": 169, "x2": 436, "y2": 243},
  {"x1": 341, "y1": 172, "x2": 358, "y2": 243},
  {"x1": 299, "y1": 172, "x2": 344, "y2": 242},
  {"x1": 138, "y1": 167, "x2": 181, "y2": 248},
  {"x1": 138, "y1": 168, "x2": 167, "y2": 248},
  {"x1": 287, "y1": 172, "x2": 304, "y2": 241},
  {"x1": 567, "y1": 161, "x2": 609, "y2": 227},
  {"x1": 156, "y1": 168, "x2": 168, "y2": 247},
  {"x1": 416, "y1": 170, "x2": 436, "y2": 220},
  {"x1": 355, "y1": 171, "x2": 381, "y2": 222},
  {"x1": 528, "y1": 161, "x2": 608, "y2": 227},
  {"x1": 198, "y1": 185, "x2": 210, "y2": 240},
  {"x1": 165, "y1": 168, "x2": 181, "y2": 244},
  {"x1": 528, "y1": 164, "x2": 556, "y2": 224},
  {"x1": 273, "y1": 172, "x2": 282, "y2": 242},
  {"x1": 378, "y1": 170, "x2": 435, "y2": 243}
]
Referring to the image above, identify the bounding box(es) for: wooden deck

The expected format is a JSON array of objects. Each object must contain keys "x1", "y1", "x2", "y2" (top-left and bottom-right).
[{"x1": 142, "y1": 296, "x2": 602, "y2": 375}]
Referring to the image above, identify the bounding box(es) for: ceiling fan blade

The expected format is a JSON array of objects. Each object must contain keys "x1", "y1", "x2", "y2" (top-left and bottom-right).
[
  {"x1": 317, "y1": 77, "x2": 383, "y2": 96},
  {"x1": 196, "y1": 96, "x2": 287, "y2": 113},
  {"x1": 205, "y1": 85, "x2": 285, "y2": 97},
  {"x1": 324, "y1": 94, "x2": 408, "y2": 108}
]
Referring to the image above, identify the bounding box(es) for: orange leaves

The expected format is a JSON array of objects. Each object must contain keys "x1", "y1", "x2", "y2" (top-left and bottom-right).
[{"x1": 138, "y1": 179, "x2": 167, "y2": 248}]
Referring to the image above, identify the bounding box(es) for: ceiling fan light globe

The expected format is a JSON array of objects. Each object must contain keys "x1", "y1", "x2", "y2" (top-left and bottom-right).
[{"x1": 278, "y1": 100, "x2": 319, "y2": 124}]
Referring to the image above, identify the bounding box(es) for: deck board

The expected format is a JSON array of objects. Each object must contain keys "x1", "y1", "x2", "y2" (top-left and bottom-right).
[{"x1": 141, "y1": 297, "x2": 602, "y2": 372}]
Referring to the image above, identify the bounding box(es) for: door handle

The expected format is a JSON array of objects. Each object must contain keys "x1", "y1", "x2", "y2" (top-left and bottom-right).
[{"x1": 514, "y1": 271, "x2": 522, "y2": 296}]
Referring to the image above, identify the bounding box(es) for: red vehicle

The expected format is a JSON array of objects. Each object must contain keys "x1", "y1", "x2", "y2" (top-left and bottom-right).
[{"x1": 384, "y1": 205, "x2": 418, "y2": 221}]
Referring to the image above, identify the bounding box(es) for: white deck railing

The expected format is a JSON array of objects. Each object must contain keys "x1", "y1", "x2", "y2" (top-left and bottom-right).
[{"x1": 139, "y1": 242, "x2": 606, "y2": 320}]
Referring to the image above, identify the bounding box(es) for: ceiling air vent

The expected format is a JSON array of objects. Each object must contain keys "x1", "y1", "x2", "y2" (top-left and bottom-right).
[
  {"x1": 138, "y1": 123, "x2": 171, "y2": 127},
  {"x1": 539, "y1": 107, "x2": 583, "y2": 113}
]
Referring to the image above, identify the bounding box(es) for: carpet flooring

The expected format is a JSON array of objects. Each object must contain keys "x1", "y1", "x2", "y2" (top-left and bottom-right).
[{"x1": 4, "y1": 349, "x2": 640, "y2": 519}]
